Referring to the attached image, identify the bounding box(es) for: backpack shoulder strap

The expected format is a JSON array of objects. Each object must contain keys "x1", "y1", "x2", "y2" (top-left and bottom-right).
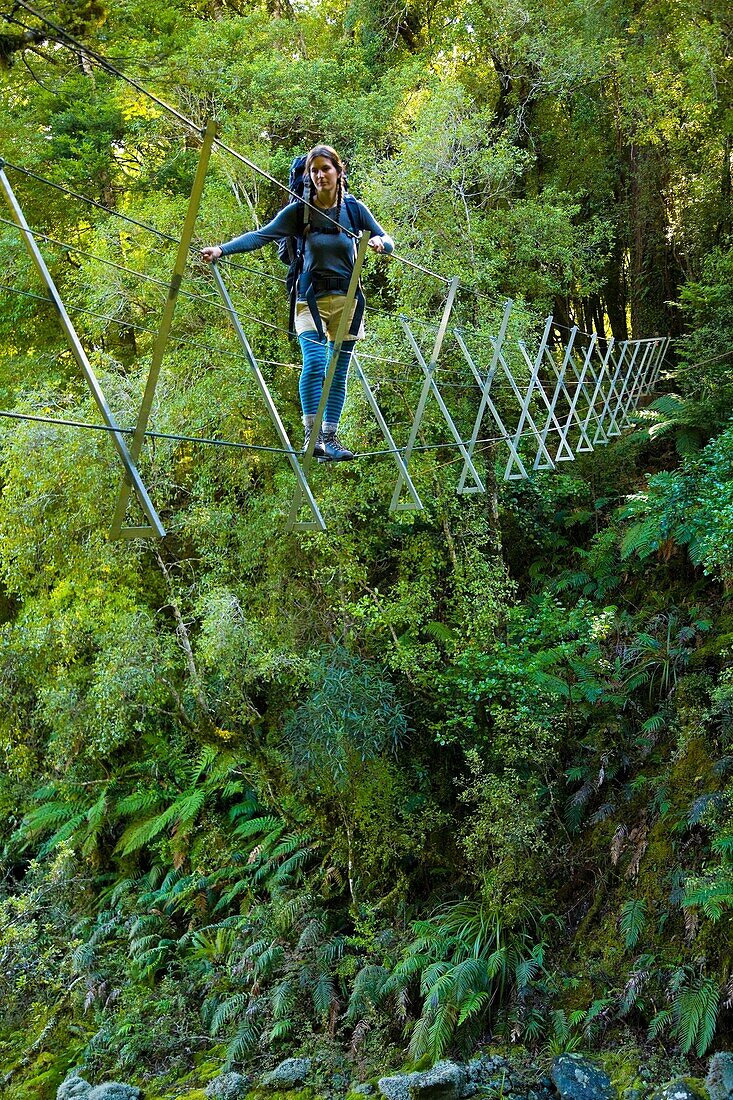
[{"x1": 342, "y1": 194, "x2": 360, "y2": 233}]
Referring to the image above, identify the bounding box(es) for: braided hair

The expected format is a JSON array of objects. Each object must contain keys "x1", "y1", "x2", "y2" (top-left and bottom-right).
[{"x1": 305, "y1": 144, "x2": 345, "y2": 224}]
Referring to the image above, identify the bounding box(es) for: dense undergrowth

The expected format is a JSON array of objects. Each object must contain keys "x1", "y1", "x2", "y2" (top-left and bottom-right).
[
  {"x1": 1, "y1": 0, "x2": 733, "y2": 1095},
  {"x1": 3, "y1": 387, "x2": 733, "y2": 1096}
]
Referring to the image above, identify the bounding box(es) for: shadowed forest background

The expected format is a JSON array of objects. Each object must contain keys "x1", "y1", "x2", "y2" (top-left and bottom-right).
[{"x1": 1, "y1": 0, "x2": 733, "y2": 1095}]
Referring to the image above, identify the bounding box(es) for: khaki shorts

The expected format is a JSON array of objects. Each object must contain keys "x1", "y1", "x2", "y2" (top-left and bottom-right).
[{"x1": 295, "y1": 293, "x2": 366, "y2": 341}]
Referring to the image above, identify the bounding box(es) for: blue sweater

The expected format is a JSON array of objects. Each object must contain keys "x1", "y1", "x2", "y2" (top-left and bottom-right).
[{"x1": 219, "y1": 198, "x2": 393, "y2": 296}]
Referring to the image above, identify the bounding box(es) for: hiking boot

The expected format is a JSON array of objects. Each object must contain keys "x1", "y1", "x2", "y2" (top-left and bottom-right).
[
  {"x1": 303, "y1": 427, "x2": 326, "y2": 458},
  {"x1": 319, "y1": 431, "x2": 355, "y2": 462}
]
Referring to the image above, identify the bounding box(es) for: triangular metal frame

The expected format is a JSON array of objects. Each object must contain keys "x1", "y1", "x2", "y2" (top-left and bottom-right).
[
  {"x1": 624, "y1": 337, "x2": 665, "y2": 421},
  {"x1": 0, "y1": 159, "x2": 165, "y2": 538},
  {"x1": 580, "y1": 337, "x2": 616, "y2": 447},
  {"x1": 594, "y1": 341, "x2": 629, "y2": 442},
  {"x1": 352, "y1": 354, "x2": 424, "y2": 511},
  {"x1": 534, "y1": 327, "x2": 581, "y2": 466},
  {"x1": 455, "y1": 298, "x2": 514, "y2": 493},
  {"x1": 607, "y1": 340, "x2": 643, "y2": 434},
  {"x1": 390, "y1": 277, "x2": 482, "y2": 512},
  {"x1": 211, "y1": 264, "x2": 326, "y2": 531},
  {"x1": 511, "y1": 317, "x2": 560, "y2": 474},
  {"x1": 555, "y1": 331, "x2": 597, "y2": 456}
]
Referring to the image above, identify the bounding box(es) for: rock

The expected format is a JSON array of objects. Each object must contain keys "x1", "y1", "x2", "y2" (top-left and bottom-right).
[
  {"x1": 465, "y1": 1058, "x2": 511, "y2": 1085},
  {"x1": 88, "y1": 1086, "x2": 142, "y2": 1100},
  {"x1": 708, "y1": 1055, "x2": 733, "y2": 1100},
  {"x1": 57, "y1": 1077, "x2": 92, "y2": 1100},
  {"x1": 409, "y1": 1062, "x2": 466, "y2": 1100},
  {"x1": 378, "y1": 1074, "x2": 416, "y2": 1100},
  {"x1": 551, "y1": 1055, "x2": 616, "y2": 1100},
  {"x1": 648, "y1": 1081, "x2": 707, "y2": 1100},
  {"x1": 261, "y1": 1058, "x2": 312, "y2": 1089},
  {"x1": 205, "y1": 1072, "x2": 251, "y2": 1100}
]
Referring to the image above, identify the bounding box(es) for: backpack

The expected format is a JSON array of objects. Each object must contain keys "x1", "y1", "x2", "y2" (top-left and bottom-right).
[{"x1": 277, "y1": 154, "x2": 360, "y2": 336}]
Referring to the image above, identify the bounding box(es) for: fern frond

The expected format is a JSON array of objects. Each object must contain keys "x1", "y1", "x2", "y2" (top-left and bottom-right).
[
  {"x1": 647, "y1": 1008, "x2": 673, "y2": 1040},
  {"x1": 225, "y1": 1020, "x2": 260, "y2": 1064},
  {"x1": 37, "y1": 810, "x2": 89, "y2": 855},
  {"x1": 269, "y1": 1019, "x2": 294, "y2": 1041},
  {"x1": 114, "y1": 804, "x2": 179, "y2": 856},
  {"x1": 271, "y1": 979, "x2": 296, "y2": 1020},
  {"x1": 313, "y1": 971, "x2": 336, "y2": 1016},
  {"x1": 113, "y1": 790, "x2": 163, "y2": 818},
  {"x1": 457, "y1": 990, "x2": 491, "y2": 1026},
  {"x1": 672, "y1": 975, "x2": 720, "y2": 1055},
  {"x1": 233, "y1": 815, "x2": 282, "y2": 840},
  {"x1": 426, "y1": 1000, "x2": 458, "y2": 1061},
  {"x1": 211, "y1": 993, "x2": 249, "y2": 1034},
  {"x1": 620, "y1": 898, "x2": 647, "y2": 949}
]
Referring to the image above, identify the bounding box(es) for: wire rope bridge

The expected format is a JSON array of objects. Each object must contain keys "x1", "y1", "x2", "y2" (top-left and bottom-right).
[{"x1": 0, "y1": 116, "x2": 669, "y2": 537}]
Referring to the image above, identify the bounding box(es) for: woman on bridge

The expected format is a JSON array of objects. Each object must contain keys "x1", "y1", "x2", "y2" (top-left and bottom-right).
[{"x1": 202, "y1": 144, "x2": 394, "y2": 461}]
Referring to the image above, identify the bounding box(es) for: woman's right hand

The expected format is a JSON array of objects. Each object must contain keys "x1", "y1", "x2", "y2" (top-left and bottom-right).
[{"x1": 201, "y1": 245, "x2": 222, "y2": 263}]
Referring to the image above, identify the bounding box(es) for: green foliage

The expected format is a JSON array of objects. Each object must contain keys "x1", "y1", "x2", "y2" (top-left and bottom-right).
[
  {"x1": 285, "y1": 648, "x2": 406, "y2": 786},
  {"x1": 379, "y1": 900, "x2": 546, "y2": 1061},
  {"x1": 2, "y1": 0, "x2": 733, "y2": 1085}
]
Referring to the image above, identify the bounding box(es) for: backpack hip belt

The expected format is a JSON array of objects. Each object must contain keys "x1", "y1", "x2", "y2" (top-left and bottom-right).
[{"x1": 300, "y1": 273, "x2": 366, "y2": 340}]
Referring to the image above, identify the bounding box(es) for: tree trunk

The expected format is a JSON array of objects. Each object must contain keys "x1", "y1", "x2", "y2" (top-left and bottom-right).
[
  {"x1": 604, "y1": 262, "x2": 628, "y2": 341},
  {"x1": 715, "y1": 134, "x2": 732, "y2": 244},
  {"x1": 627, "y1": 143, "x2": 679, "y2": 337}
]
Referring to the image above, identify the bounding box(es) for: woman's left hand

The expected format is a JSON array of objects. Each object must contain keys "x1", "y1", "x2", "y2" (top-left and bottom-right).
[{"x1": 368, "y1": 235, "x2": 386, "y2": 253}]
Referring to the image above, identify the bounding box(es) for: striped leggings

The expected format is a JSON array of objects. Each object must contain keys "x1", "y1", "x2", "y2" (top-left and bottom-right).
[{"x1": 298, "y1": 332, "x2": 355, "y2": 427}]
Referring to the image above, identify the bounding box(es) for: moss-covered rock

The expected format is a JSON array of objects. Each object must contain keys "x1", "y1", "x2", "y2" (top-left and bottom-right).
[
  {"x1": 57, "y1": 1075, "x2": 92, "y2": 1100},
  {"x1": 648, "y1": 1079, "x2": 708, "y2": 1100},
  {"x1": 408, "y1": 1062, "x2": 465, "y2": 1100},
  {"x1": 260, "y1": 1062, "x2": 313, "y2": 1090},
  {"x1": 87, "y1": 1085, "x2": 142, "y2": 1100},
  {"x1": 205, "y1": 1073, "x2": 250, "y2": 1099},
  {"x1": 551, "y1": 1054, "x2": 616, "y2": 1100},
  {"x1": 707, "y1": 1054, "x2": 733, "y2": 1100}
]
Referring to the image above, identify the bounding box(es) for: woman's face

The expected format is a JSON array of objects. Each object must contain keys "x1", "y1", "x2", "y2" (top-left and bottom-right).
[{"x1": 310, "y1": 156, "x2": 339, "y2": 197}]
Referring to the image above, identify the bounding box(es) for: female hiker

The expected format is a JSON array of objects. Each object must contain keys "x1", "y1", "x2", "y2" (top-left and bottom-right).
[{"x1": 201, "y1": 144, "x2": 394, "y2": 461}]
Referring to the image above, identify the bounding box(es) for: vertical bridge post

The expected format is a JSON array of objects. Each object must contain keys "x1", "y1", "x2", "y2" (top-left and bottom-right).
[{"x1": 110, "y1": 118, "x2": 218, "y2": 539}]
